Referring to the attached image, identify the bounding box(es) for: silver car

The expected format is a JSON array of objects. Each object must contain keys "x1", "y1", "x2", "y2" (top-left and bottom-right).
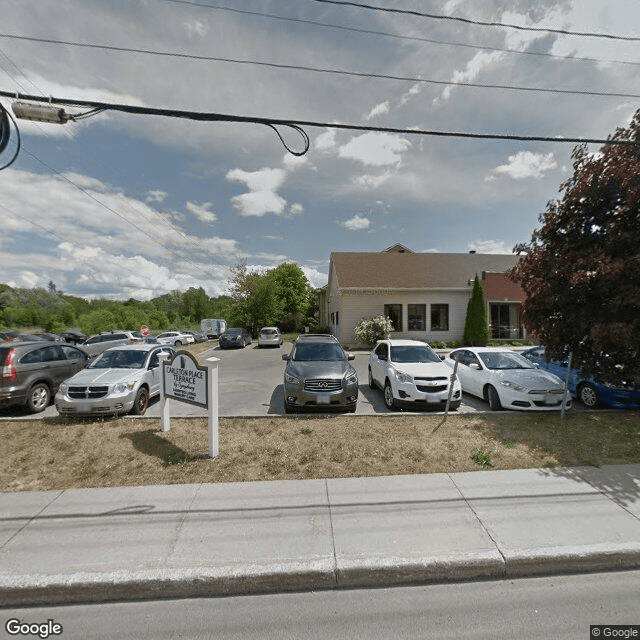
[
  {"x1": 155, "y1": 331, "x2": 196, "y2": 347},
  {"x1": 55, "y1": 344, "x2": 174, "y2": 417},
  {"x1": 81, "y1": 330, "x2": 144, "y2": 358},
  {"x1": 258, "y1": 327, "x2": 283, "y2": 348},
  {"x1": 282, "y1": 335, "x2": 358, "y2": 413}
]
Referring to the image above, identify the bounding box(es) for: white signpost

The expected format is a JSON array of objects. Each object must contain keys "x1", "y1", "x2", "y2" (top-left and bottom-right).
[{"x1": 160, "y1": 350, "x2": 220, "y2": 458}]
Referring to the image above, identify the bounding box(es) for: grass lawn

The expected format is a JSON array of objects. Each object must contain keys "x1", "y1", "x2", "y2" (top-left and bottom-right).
[{"x1": 1, "y1": 411, "x2": 639, "y2": 492}]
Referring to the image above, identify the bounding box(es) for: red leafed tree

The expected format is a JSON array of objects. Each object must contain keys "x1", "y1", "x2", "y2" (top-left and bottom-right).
[{"x1": 509, "y1": 110, "x2": 640, "y2": 382}]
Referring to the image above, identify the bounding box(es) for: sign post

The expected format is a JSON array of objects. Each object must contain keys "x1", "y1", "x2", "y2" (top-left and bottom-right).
[{"x1": 161, "y1": 350, "x2": 220, "y2": 458}]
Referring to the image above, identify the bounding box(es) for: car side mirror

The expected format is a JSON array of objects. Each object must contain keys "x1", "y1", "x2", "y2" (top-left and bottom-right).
[
  {"x1": 439, "y1": 355, "x2": 446, "y2": 361},
  {"x1": 282, "y1": 354, "x2": 290, "y2": 361},
  {"x1": 347, "y1": 353, "x2": 355, "y2": 361}
]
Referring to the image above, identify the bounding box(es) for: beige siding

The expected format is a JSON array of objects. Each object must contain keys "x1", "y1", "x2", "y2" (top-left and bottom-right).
[{"x1": 332, "y1": 289, "x2": 474, "y2": 347}]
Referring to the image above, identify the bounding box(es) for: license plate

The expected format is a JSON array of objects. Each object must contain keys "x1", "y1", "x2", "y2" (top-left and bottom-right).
[{"x1": 316, "y1": 394, "x2": 330, "y2": 404}]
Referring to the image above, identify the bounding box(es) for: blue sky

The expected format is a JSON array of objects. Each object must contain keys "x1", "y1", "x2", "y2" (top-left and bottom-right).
[{"x1": 1, "y1": 0, "x2": 639, "y2": 300}]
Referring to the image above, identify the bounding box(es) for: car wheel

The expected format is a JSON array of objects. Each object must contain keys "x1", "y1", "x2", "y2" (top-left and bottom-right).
[
  {"x1": 26, "y1": 382, "x2": 50, "y2": 413},
  {"x1": 174, "y1": 340, "x2": 182, "y2": 347},
  {"x1": 284, "y1": 401, "x2": 296, "y2": 414},
  {"x1": 368, "y1": 367, "x2": 376, "y2": 390},
  {"x1": 131, "y1": 387, "x2": 149, "y2": 416},
  {"x1": 486, "y1": 385, "x2": 502, "y2": 411},
  {"x1": 449, "y1": 400, "x2": 461, "y2": 411},
  {"x1": 383, "y1": 380, "x2": 397, "y2": 410},
  {"x1": 578, "y1": 382, "x2": 599, "y2": 408}
]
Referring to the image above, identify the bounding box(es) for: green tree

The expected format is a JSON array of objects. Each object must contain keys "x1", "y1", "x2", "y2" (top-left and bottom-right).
[
  {"x1": 510, "y1": 110, "x2": 640, "y2": 382},
  {"x1": 270, "y1": 263, "x2": 314, "y2": 320},
  {"x1": 463, "y1": 275, "x2": 489, "y2": 346}
]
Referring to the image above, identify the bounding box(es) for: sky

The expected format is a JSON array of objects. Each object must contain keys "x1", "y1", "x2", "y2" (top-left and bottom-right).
[{"x1": 0, "y1": 0, "x2": 639, "y2": 300}]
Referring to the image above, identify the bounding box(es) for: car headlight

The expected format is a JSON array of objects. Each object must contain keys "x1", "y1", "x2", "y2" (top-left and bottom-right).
[
  {"x1": 285, "y1": 373, "x2": 300, "y2": 385},
  {"x1": 500, "y1": 380, "x2": 525, "y2": 392},
  {"x1": 59, "y1": 383, "x2": 68, "y2": 394},
  {"x1": 113, "y1": 382, "x2": 135, "y2": 394},
  {"x1": 344, "y1": 369, "x2": 358, "y2": 385},
  {"x1": 395, "y1": 370, "x2": 413, "y2": 385}
]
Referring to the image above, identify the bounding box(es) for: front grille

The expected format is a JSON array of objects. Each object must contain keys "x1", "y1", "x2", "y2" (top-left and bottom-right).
[
  {"x1": 416, "y1": 385, "x2": 448, "y2": 393},
  {"x1": 415, "y1": 377, "x2": 448, "y2": 394},
  {"x1": 529, "y1": 388, "x2": 564, "y2": 395},
  {"x1": 304, "y1": 378, "x2": 342, "y2": 392},
  {"x1": 68, "y1": 385, "x2": 109, "y2": 399}
]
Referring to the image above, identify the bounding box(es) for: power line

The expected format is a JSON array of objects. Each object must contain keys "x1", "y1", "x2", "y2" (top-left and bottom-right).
[
  {"x1": 148, "y1": 0, "x2": 640, "y2": 69},
  {"x1": 309, "y1": 0, "x2": 640, "y2": 42},
  {"x1": 0, "y1": 34, "x2": 637, "y2": 100},
  {"x1": 2, "y1": 90, "x2": 637, "y2": 147}
]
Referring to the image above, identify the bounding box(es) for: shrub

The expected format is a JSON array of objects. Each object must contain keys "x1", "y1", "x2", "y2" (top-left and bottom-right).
[{"x1": 354, "y1": 315, "x2": 394, "y2": 346}]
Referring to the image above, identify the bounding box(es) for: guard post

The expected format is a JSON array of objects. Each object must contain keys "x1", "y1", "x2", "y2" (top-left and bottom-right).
[{"x1": 161, "y1": 350, "x2": 220, "y2": 458}]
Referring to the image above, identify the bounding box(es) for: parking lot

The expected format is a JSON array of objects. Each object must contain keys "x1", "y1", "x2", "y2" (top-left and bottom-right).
[{"x1": 1, "y1": 342, "x2": 579, "y2": 420}]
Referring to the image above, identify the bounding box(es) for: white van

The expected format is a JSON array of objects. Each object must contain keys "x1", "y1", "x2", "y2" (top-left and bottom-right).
[{"x1": 200, "y1": 319, "x2": 227, "y2": 339}]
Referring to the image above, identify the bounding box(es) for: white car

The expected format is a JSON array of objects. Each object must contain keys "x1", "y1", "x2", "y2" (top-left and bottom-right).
[
  {"x1": 368, "y1": 339, "x2": 461, "y2": 410},
  {"x1": 155, "y1": 331, "x2": 195, "y2": 347},
  {"x1": 258, "y1": 327, "x2": 283, "y2": 348},
  {"x1": 444, "y1": 347, "x2": 571, "y2": 412},
  {"x1": 55, "y1": 344, "x2": 174, "y2": 416}
]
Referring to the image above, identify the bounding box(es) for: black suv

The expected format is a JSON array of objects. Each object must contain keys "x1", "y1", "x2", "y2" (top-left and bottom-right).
[
  {"x1": 0, "y1": 341, "x2": 89, "y2": 413},
  {"x1": 282, "y1": 334, "x2": 358, "y2": 413}
]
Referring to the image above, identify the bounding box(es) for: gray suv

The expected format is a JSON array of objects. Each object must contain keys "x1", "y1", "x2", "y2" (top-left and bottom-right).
[
  {"x1": 0, "y1": 341, "x2": 89, "y2": 413},
  {"x1": 282, "y1": 334, "x2": 358, "y2": 413},
  {"x1": 81, "y1": 330, "x2": 144, "y2": 358}
]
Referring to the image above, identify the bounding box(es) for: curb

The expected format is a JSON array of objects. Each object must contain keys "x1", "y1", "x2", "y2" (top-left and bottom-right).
[{"x1": 3, "y1": 548, "x2": 640, "y2": 608}]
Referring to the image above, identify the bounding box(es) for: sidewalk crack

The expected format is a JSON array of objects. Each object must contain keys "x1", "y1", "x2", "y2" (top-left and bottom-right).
[{"x1": 324, "y1": 479, "x2": 339, "y2": 587}]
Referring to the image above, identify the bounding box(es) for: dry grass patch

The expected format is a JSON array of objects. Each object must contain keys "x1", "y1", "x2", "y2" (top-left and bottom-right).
[{"x1": 1, "y1": 411, "x2": 639, "y2": 492}]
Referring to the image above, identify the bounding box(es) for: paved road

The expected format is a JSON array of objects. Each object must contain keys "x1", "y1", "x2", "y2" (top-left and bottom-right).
[
  {"x1": 6, "y1": 570, "x2": 639, "y2": 640},
  {"x1": 0, "y1": 343, "x2": 586, "y2": 420}
]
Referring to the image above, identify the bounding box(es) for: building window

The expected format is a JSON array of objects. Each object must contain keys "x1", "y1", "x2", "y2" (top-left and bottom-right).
[
  {"x1": 335, "y1": 311, "x2": 339, "y2": 325},
  {"x1": 407, "y1": 304, "x2": 426, "y2": 331},
  {"x1": 431, "y1": 304, "x2": 449, "y2": 331},
  {"x1": 384, "y1": 304, "x2": 402, "y2": 332},
  {"x1": 330, "y1": 312, "x2": 335, "y2": 324}
]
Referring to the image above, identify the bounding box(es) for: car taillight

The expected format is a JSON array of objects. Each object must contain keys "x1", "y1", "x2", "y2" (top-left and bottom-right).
[{"x1": 2, "y1": 349, "x2": 17, "y2": 382}]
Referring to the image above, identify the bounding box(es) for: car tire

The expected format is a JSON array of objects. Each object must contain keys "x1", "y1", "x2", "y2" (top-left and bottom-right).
[
  {"x1": 486, "y1": 385, "x2": 502, "y2": 411},
  {"x1": 383, "y1": 380, "x2": 397, "y2": 410},
  {"x1": 26, "y1": 382, "x2": 50, "y2": 413},
  {"x1": 284, "y1": 401, "x2": 296, "y2": 414},
  {"x1": 578, "y1": 382, "x2": 599, "y2": 408},
  {"x1": 131, "y1": 387, "x2": 149, "y2": 416},
  {"x1": 368, "y1": 367, "x2": 376, "y2": 390},
  {"x1": 449, "y1": 400, "x2": 461, "y2": 411},
  {"x1": 174, "y1": 340, "x2": 182, "y2": 347},
  {"x1": 348, "y1": 405, "x2": 357, "y2": 413}
]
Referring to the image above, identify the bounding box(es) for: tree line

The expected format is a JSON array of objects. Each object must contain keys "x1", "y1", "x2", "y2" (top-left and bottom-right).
[{"x1": 0, "y1": 262, "x2": 318, "y2": 337}]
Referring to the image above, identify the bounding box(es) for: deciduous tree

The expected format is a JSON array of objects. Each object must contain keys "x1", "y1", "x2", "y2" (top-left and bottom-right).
[{"x1": 510, "y1": 110, "x2": 640, "y2": 382}]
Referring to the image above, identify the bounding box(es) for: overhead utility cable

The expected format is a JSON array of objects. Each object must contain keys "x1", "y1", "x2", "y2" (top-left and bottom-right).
[
  {"x1": 0, "y1": 35, "x2": 637, "y2": 100},
  {"x1": 309, "y1": 0, "x2": 640, "y2": 42},
  {"x1": 2, "y1": 91, "x2": 637, "y2": 150},
  {"x1": 149, "y1": 0, "x2": 640, "y2": 68}
]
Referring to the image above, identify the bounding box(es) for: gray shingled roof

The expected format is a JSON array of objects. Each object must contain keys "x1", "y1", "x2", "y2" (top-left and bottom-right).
[{"x1": 330, "y1": 252, "x2": 519, "y2": 289}]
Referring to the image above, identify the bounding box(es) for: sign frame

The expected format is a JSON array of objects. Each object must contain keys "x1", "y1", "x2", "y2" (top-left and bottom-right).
[{"x1": 162, "y1": 350, "x2": 208, "y2": 409}]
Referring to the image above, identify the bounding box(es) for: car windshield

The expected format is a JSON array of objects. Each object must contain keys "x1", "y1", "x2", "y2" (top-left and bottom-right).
[
  {"x1": 390, "y1": 345, "x2": 440, "y2": 364},
  {"x1": 225, "y1": 329, "x2": 242, "y2": 336},
  {"x1": 292, "y1": 342, "x2": 345, "y2": 361},
  {"x1": 261, "y1": 329, "x2": 277, "y2": 335},
  {"x1": 89, "y1": 349, "x2": 147, "y2": 369},
  {"x1": 479, "y1": 351, "x2": 534, "y2": 370}
]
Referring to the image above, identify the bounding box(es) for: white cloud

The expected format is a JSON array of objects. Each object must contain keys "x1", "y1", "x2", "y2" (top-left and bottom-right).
[
  {"x1": 184, "y1": 19, "x2": 208, "y2": 37},
  {"x1": 289, "y1": 203, "x2": 304, "y2": 216},
  {"x1": 283, "y1": 153, "x2": 308, "y2": 170},
  {"x1": 435, "y1": 51, "x2": 503, "y2": 103},
  {"x1": 364, "y1": 101, "x2": 390, "y2": 120},
  {"x1": 468, "y1": 240, "x2": 513, "y2": 254},
  {"x1": 489, "y1": 151, "x2": 558, "y2": 180},
  {"x1": 146, "y1": 190, "x2": 167, "y2": 203},
  {"x1": 186, "y1": 201, "x2": 217, "y2": 223},
  {"x1": 226, "y1": 167, "x2": 288, "y2": 217},
  {"x1": 338, "y1": 133, "x2": 411, "y2": 167},
  {"x1": 340, "y1": 214, "x2": 371, "y2": 231},
  {"x1": 352, "y1": 171, "x2": 392, "y2": 189},
  {"x1": 314, "y1": 129, "x2": 337, "y2": 151}
]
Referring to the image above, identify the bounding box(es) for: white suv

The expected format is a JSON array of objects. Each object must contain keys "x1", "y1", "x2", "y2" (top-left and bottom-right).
[{"x1": 368, "y1": 339, "x2": 461, "y2": 410}]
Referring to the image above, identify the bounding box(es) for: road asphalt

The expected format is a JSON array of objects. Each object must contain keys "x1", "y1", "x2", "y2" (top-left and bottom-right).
[{"x1": 1, "y1": 464, "x2": 640, "y2": 607}]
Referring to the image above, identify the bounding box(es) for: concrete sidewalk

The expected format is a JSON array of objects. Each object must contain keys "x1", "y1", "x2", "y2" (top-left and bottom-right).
[{"x1": 1, "y1": 465, "x2": 640, "y2": 607}]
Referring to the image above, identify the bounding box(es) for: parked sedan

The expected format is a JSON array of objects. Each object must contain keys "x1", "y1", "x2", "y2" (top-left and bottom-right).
[
  {"x1": 81, "y1": 330, "x2": 144, "y2": 358},
  {"x1": 258, "y1": 327, "x2": 283, "y2": 348},
  {"x1": 55, "y1": 344, "x2": 174, "y2": 417},
  {"x1": 522, "y1": 346, "x2": 640, "y2": 409},
  {"x1": 368, "y1": 339, "x2": 461, "y2": 410},
  {"x1": 219, "y1": 327, "x2": 252, "y2": 349},
  {"x1": 155, "y1": 331, "x2": 196, "y2": 347},
  {"x1": 444, "y1": 347, "x2": 571, "y2": 411}
]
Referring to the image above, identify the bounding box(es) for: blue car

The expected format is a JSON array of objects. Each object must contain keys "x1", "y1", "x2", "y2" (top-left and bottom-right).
[{"x1": 521, "y1": 347, "x2": 640, "y2": 410}]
